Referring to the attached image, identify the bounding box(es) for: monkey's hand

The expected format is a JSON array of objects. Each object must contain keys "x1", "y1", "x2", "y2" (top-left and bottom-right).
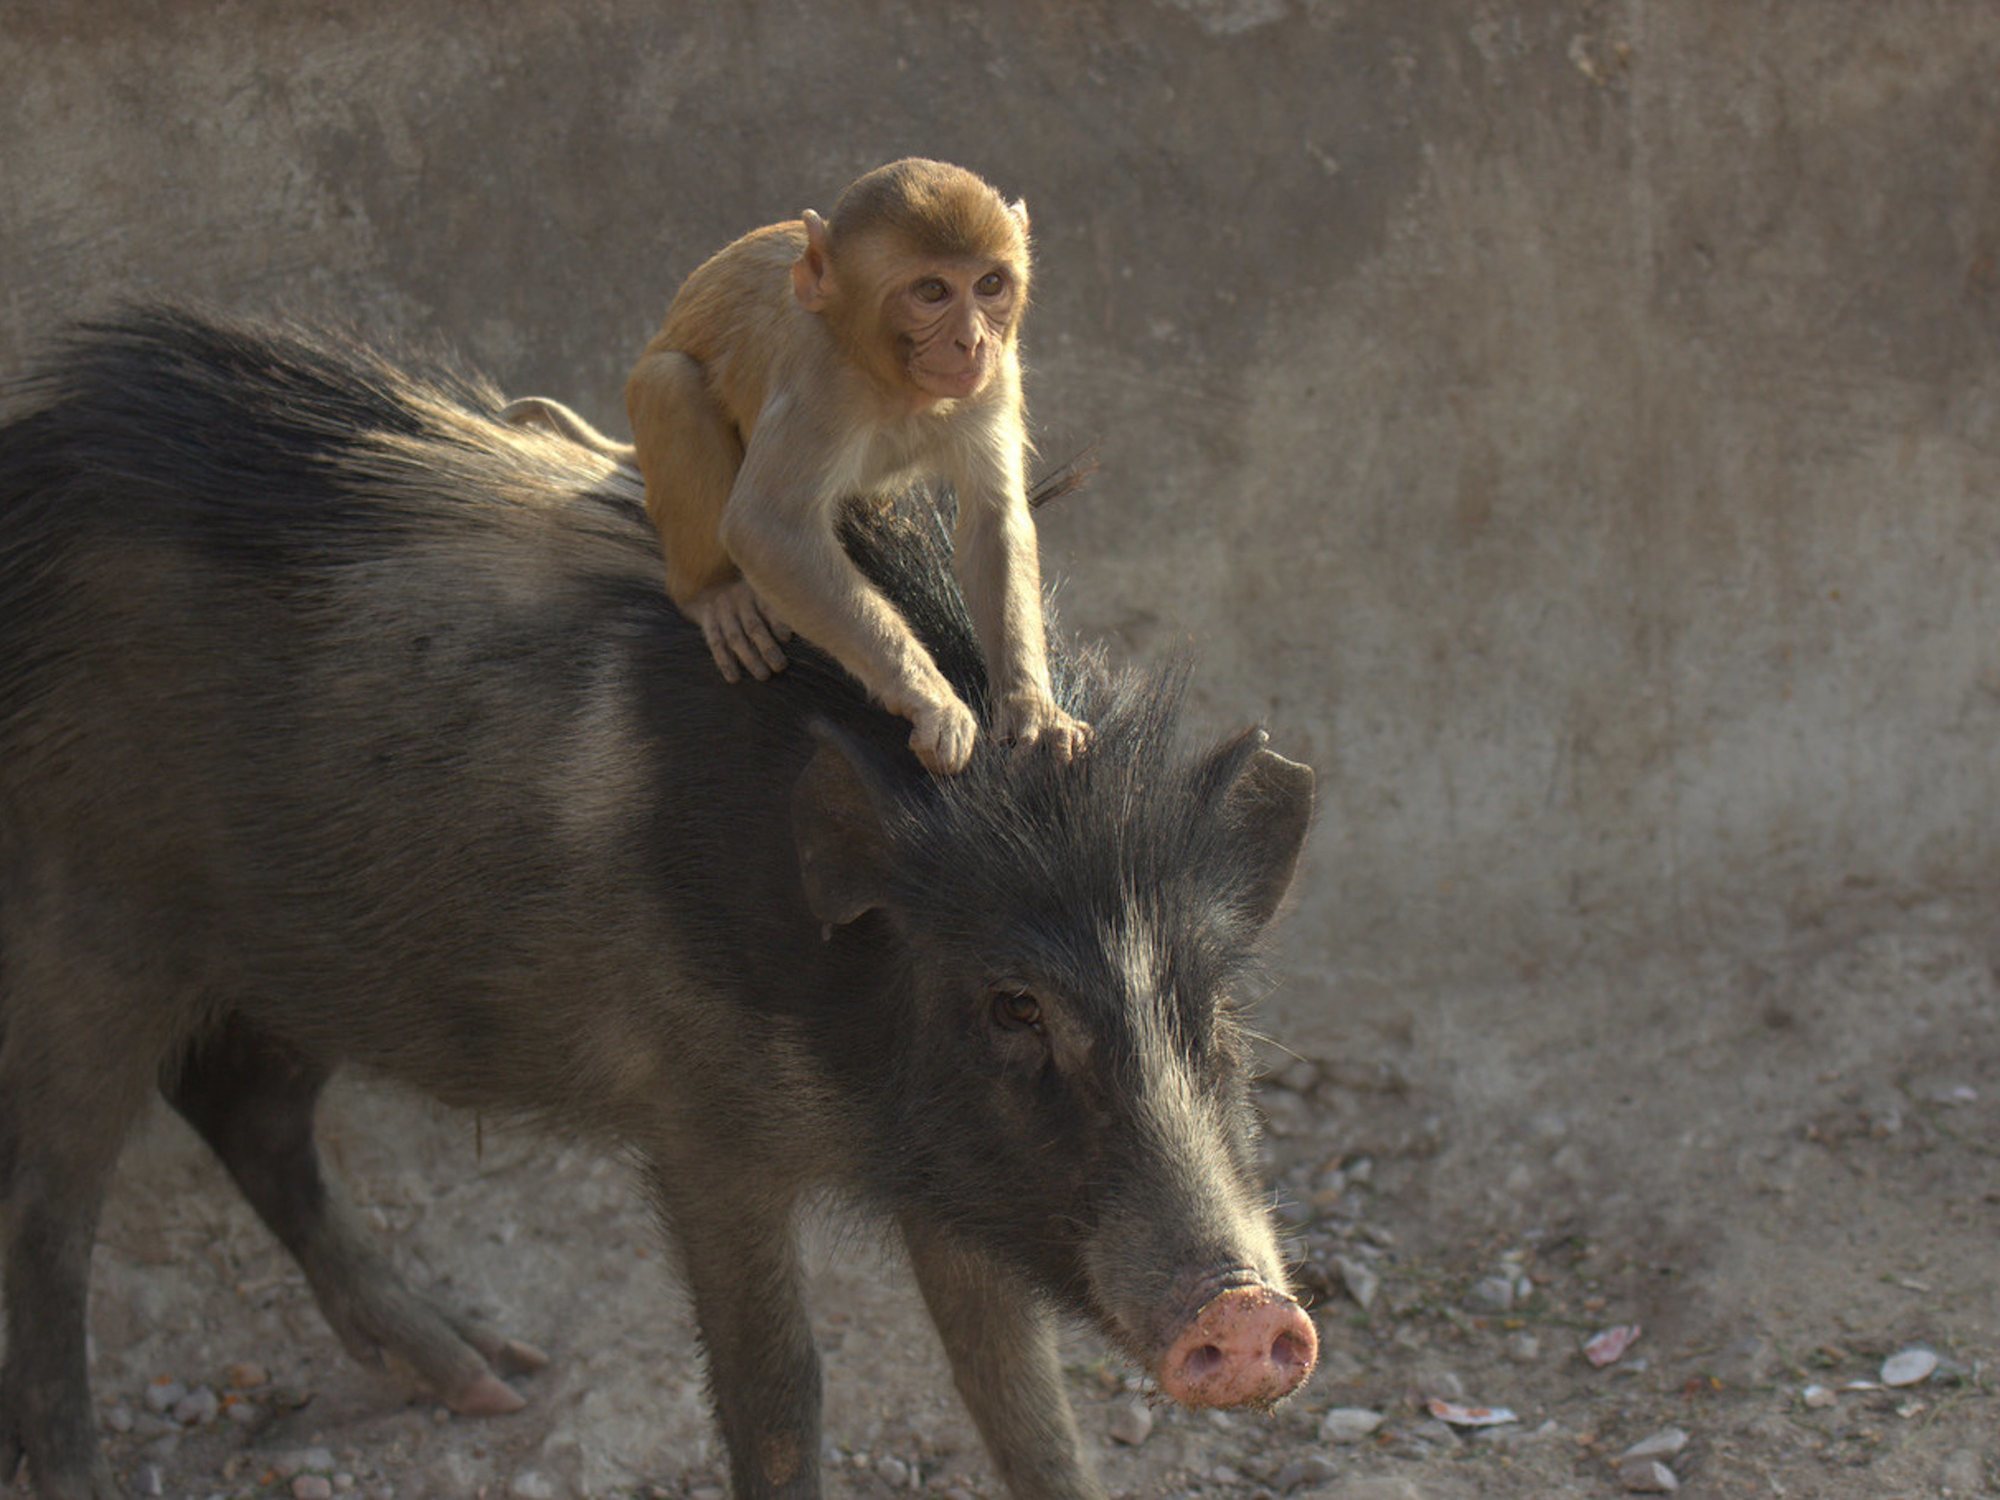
[
  {"x1": 687, "y1": 580, "x2": 793, "y2": 684},
  {"x1": 994, "y1": 691, "x2": 1091, "y2": 764},
  {"x1": 896, "y1": 684, "x2": 979, "y2": 776}
]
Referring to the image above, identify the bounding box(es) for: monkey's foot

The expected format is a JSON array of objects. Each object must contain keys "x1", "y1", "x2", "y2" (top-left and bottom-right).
[
  {"x1": 994, "y1": 692, "x2": 1091, "y2": 764},
  {"x1": 688, "y1": 580, "x2": 792, "y2": 683}
]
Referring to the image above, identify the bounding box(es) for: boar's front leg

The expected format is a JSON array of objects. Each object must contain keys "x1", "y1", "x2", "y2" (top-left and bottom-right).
[
  {"x1": 164, "y1": 1017, "x2": 546, "y2": 1414},
  {"x1": 648, "y1": 1166, "x2": 822, "y2": 1500},
  {"x1": 901, "y1": 1221, "x2": 1107, "y2": 1500}
]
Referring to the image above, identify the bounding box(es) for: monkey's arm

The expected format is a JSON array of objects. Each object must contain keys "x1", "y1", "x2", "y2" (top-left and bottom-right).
[
  {"x1": 720, "y1": 399, "x2": 976, "y2": 774},
  {"x1": 949, "y1": 424, "x2": 1090, "y2": 762}
]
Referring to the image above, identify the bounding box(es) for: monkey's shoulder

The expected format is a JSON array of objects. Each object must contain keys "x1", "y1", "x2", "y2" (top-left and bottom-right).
[{"x1": 656, "y1": 222, "x2": 809, "y2": 360}]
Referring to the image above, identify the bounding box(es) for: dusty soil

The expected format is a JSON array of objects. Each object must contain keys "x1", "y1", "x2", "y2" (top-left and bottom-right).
[{"x1": 25, "y1": 896, "x2": 1999, "y2": 1499}]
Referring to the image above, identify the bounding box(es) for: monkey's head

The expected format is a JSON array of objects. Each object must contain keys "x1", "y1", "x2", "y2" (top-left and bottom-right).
[{"x1": 792, "y1": 158, "x2": 1031, "y2": 406}]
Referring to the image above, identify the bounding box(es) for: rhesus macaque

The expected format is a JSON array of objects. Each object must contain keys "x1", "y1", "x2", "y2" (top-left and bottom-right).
[{"x1": 621, "y1": 157, "x2": 1087, "y2": 774}]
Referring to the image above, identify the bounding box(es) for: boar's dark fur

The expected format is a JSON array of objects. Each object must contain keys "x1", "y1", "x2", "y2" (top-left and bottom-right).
[{"x1": 0, "y1": 307, "x2": 1314, "y2": 1500}]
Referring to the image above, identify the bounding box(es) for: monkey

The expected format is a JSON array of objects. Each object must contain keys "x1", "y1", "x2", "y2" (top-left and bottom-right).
[{"x1": 616, "y1": 157, "x2": 1088, "y2": 775}]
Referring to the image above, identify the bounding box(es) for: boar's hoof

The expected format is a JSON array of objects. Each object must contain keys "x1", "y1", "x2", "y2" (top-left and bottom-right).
[
  {"x1": 1159, "y1": 1285, "x2": 1318, "y2": 1408},
  {"x1": 446, "y1": 1371, "x2": 528, "y2": 1417}
]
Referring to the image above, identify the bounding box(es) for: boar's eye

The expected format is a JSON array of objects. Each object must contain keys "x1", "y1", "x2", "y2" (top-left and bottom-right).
[{"x1": 988, "y1": 984, "x2": 1043, "y2": 1033}]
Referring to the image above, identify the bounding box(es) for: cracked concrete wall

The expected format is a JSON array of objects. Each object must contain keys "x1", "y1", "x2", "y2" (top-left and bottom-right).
[{"x1": 5, "y1": 1, "x2": 1997, "y2": 1001}]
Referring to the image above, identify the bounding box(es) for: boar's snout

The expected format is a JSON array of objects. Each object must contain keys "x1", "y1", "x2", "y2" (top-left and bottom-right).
[{"x1": 1159, "y1": 1283, "x2": 1318, "y2": 1408}]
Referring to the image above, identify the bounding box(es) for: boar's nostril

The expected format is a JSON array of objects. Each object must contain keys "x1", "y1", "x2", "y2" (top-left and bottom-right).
[
  {"x1": 1271, "y1": 1327, "x2": 1312, "y2": 1373},
  {"x1": 1181, "y1": 1343, "x2": 1226, "y2": 1382}
]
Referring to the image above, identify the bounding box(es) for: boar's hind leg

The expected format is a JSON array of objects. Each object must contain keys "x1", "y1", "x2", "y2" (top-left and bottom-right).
[
  {"x1": 165, "y1": 1017, "x2": 547, "y2": 1414},
  {"x1": 0, "y1": 969, "x2": 153, "y2": 1500},
  {"x1": 901, "y1": 1222, "x2": 1106, "y2": 1500}
]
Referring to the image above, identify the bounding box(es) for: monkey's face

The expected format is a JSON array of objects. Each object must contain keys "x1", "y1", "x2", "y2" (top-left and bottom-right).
[{"x1": 886, "y1": 259, "x2": 1024, "y2": 402}]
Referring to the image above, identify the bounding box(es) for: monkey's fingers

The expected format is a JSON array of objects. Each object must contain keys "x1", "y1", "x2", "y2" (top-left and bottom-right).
[
  {"x1": 698, "y1": 611, "x2": 745, "y2": 684},
  {"x1": 732, "y1": 596, "x2": 790, "y2": 677},
  {"x1": 1046, "y1": 715, "x2": 1092, "y2": 765}
]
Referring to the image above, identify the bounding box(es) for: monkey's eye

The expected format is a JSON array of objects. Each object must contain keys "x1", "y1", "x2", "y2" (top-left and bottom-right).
[
  {"x1": 913, "y1": 277, "x2": 950, "y2": 304},
  {"x1": 976, "y1": 271, "x2": 1007, "y2": 296},
  {"x1": 988, "y1": 985, "x2": 1044, "y2": 1032}
]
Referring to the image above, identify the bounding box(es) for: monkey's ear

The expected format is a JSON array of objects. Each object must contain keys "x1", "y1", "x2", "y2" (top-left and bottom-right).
[
  {"x1": 792, "y1": 209, "x2": 834, "y2": 312},
  {"x1": 1203, "y1": 728, "x2": 1315, "y2": 931},
  {"x1": 793, "y1": 722, "x2": 898, "y2": 925},
  {"x1": 1008, "y1": 197, "x2": 1030, "y2": 234}
]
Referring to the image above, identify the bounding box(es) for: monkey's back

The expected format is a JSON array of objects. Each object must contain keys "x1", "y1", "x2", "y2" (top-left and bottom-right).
[{"x1": 646, "y1": 222, "x2": 810, "y2": 436}]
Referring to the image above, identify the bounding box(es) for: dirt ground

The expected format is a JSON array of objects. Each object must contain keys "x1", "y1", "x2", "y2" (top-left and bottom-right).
[{"x1": 37, "y1": 894, "x2": 2000, "y2": 1500}]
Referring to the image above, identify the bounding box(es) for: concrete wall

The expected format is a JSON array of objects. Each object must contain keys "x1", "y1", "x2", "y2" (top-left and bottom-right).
[{"x1": 6, "y1": 0, "x2": 1997, "y2": 996}]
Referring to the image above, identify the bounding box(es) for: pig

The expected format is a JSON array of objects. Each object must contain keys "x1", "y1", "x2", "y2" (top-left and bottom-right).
[{"x1": 0, "y1": 307, "x2": 1318, "y2": 1500}]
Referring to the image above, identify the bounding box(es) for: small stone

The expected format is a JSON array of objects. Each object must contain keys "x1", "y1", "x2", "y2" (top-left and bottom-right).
[
  {"x1": 104, "y1": 1406, "x2": 135, "y2": 1434},
  {"x1": 1505, "y1": 1331, "x2": 1541, "y2": 1363},
  {"x1": 334, "y1": 1478, "x2": 355, "y2": 1494},
  {"x1": 143, "y1": 1379, "x2": 187, "y2": 1415},
  {"x1": 688, "y1": 1488, "x2": 726, "y2": 1500},
  {"x1": 1335, "y1": 1255, "x2": 1379, "y2": 1310},
  {"x1": 1941, "y1": 1448, "x2": 1985, "y2": 1494},
  {"x1": 1713, "y1": 1334, "x2": 1777, "y2": 1386},
  {"x1": 293, "y1": 1480, "x2": 335, "y2": 1500},
  {"x1": 1319, "y1": 1407, "x2": 1384, "y2": 1444},
  {"x1": 1618, "y1": 1427, "x2": 1688, "y2": 1462},
  {"x1": 1882, "y1": 1347, "x2": 1938, "y2": 1387},
  {"x1": 1210, "y1": 1465, "x2": 1243, "y2": 1485},
  {"x1": 227, "y1": 1361, "x2": 270, "y2": 1390},
  {"x1": 1414, "y1": 1366, "x2": 1466, "y2": 1402},
  {"x1": 1801, "y1": 1384, "x2": 1836, "y2": 1408},
  {"x1": 226, "y1": 1399, "x2": 263, "y2": 1427},
  {"x1": 1466, "y1": 1275, "x2": 1515, "y2": 1314},
  {"x1": 1275, "y1": 1452, "x2": 1339, "y2": 1490},
  {"x1": 1618, "y1": 1458, "x2": 1679, "y2": 1493},
  {"x1": 284, "y1": 1448, "x2": 338, "y2": 1488},
  {"x1": 137, "y1": 1468, "x2": 165, "y2": 1499},
  {"x1": 508, "y1": 1472, "x2": 557, "y2": 1500},
  {"x1": 1274, "y1": 1057, "x2": 1322, "y2": 1094},
  {"x1": 876, "y1": 1455, "x2": 909, "y2": 1488},
  {"x1": 1108, "y1": 1399, "x2": 1153, "y2": 1446},
  {"x1": 173, "y1": 1385, "x2": 220, "y2": 1425}
]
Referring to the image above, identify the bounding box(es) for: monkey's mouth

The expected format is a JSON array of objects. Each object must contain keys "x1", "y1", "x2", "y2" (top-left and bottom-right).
[{"x1": 911, "y1": 362, "x2": 989, "y2": 399}]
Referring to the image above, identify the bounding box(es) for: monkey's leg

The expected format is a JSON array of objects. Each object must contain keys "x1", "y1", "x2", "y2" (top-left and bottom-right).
[{"x1": 626, "y1": 352, "x2": 790, "y2": 681}]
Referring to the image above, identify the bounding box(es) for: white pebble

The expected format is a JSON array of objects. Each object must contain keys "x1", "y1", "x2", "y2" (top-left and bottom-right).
[
  {"x1": 1882, "y1": 1347, "x2": 1938, "y2": 1387},
  {"x1": 1802, "y1": 1384, "x2": 1836, "y2": 1408},
  {"x1": 1619, "y1": 1458, "x2": 1680, "y2": 1493},
  {"x1": 1107, "y1": 1398, "x2": 1154, "y2": 1446},
  {"x1": 143, "y1": 1380, "x2": 186, "y2": 1415},
  {"x1": 1335, "y1": 1254, "x2": 1379, "y2": 1310},
  {"x1": 875, "y1": 1455, "x2": 909, "y2": 1488},
  {"x1": 508, "y1": 1472, "x2": 557, "y2": 1500},
  {"x1": 1619, "y1": 1427, "x2": 1689, "y2": 1462},
  {"x1": 1319, "y1": 1406, "x2": 1385, "y2": 1443},
  {"x1": 172, "y1": 1385, "x2": 220, "y2": 1425}
]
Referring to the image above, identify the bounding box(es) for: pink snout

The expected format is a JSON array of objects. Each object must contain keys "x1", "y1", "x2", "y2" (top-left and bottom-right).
[{"x1": 1158, "y1": 1284, "x2": 1318, "y2": 1407}]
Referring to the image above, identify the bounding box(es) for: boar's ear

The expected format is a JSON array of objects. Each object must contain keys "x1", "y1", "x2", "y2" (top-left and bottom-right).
[
  {"x1": 1206, "y1": 727, "x2": 1315, "y2": 930},
  {"x1": 792, "y1": 722, "x2": 899, "y2": 926}
]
